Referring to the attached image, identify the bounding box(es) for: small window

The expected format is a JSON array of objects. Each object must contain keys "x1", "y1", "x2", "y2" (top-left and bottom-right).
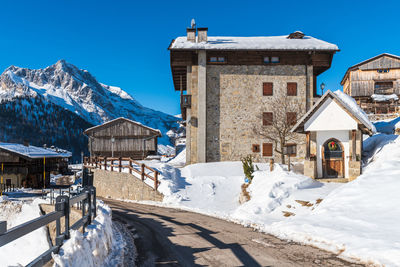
[
  {"x1": 264, "y1": 56, "x2": 270, "y2": 63},
  {"x1": 286, "y1": 112, "x2": 297, "y2": 125},
  {"x1": 210, "y1": 57, "x2": 217, "y2": 62},
  {"x1": 263, "y1": 82, "x2": 273, "y2": 96},
  {"x1": 263, "y1": 112, "x2": 273, "y2": 126},
  {"x1": 284, "y1": 143, "x2": 297, "y2": 157},
  {"x1": 271, "y1": 56, "x2": 280, "y2": 63},
  {"x1": 262, "y1": 143, "x2": 273, "y2": 157},
  {"x1": 252, "y1": 144, "x2": 260, "y2": 153},
  {"x1": 287, "y1": 82, "x2": 297, "y2": 96},
  {"x1": 374, "y1": 81, "x2": 393, "y2": 94},
  {"x1": 218, "y1": 57, "x2": 225, "y2": 62}
]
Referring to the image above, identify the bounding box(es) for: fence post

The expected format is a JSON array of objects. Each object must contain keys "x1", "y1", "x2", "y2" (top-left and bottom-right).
[
  {"x1": 111, "y1": 159, "x2": 114, "y2": 172},
  {"x1": 87, "y1": 187, "x2": 92, "y2": 225},
  {"x1": 270, "y1": 158, "x2": 274, "y2": 172},
  {"x1": 95, "y1": 157, "x2": 98, "y2": 169},
  {"x1": 104, "y1": 157, "x2": 107, "y2": 171},
  {"x1": 0, "y1": 221, "x2": 6, "y2": 234},
  {"x1": 119, "y1": 157, "x2": 122, "y2": 172},
  {"x1": 55, "y1": 195, "x2": 70, "y2": 241},
  {"x1": 141, "y1": 164, "x2": 145, "y2": 181},
  {"x1": 92, "y1": 187, "x2": 96, "y2": 219},
  {"x1": 129, "y1": 159, "x2": 132, "y2": 174},
  {"x1": 154, "y1": 171, "x2": 158, "y2": 190}
]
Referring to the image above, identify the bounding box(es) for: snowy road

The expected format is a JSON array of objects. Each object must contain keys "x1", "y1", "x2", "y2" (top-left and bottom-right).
[{"x1": 104, "y1": 199, "x2": 363, "y2": 267}]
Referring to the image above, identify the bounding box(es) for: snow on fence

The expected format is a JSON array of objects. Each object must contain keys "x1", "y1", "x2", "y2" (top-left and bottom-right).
[
  {"x1": 0, "y1": 186, "x2": 96, "y2": 267},
  {"x1": 84, "y1": 156, "x2": 160, "y2": 190}
]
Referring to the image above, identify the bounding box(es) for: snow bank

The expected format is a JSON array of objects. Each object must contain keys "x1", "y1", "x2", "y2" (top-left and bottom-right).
[
  {"x1": 371, "y1": 93, "x2": 399, "y2": 102},
  {"x1": 52, "y1": 201, "x2": 114, "y2": 267},
  {"x1": 0, "y1": 198, "x2": 50, "y2": 267},
  {"x1": 167, "y1": 148, "x2": 186, "y2": 167}
]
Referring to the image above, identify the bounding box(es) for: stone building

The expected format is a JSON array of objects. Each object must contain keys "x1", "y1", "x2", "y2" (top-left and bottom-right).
[
  {"x1": 291, "y1": 90, "x2": 375, "y2": 181},
  {"x1": 341, "y1": 53, "x2": 400, "y2": 115},
  {"x1": 169, "y1": 26, "x2": 339, "y2": 164}
]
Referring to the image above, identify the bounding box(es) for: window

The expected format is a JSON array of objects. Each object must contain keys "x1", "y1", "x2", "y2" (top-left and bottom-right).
[
  {"x1": 377, "y1": 69, "x2": 389, "y2": 73},
  {"x1": 252, "y1": 144, "x2": 260, "y2": 153},
  {"x1": 287, "y1": 82, "x2": 297, "y2": 96},
  {"x1": 284, "y1": 143, "x2": 297, "y2": 157},
  {"x1": 209, "y1": 56, "x2": 225, "y2": 63},
  {"x1": 271, "y1": 56, "x2": 280, "y2": 63},
  {"x1": 264, "y1": 56, "x2": 280, "y2": 63},
  {"x1": 262, "y1": 143, "x2": 273, "y2": 157},
  {"x1": 374, "y1": 81, "x2": 393, "y2": 94},
  {"x1": 263, "y1": 112, "x2": 273, "y2": 126},
  {"x1": 263, "y1": 82, "x2": 273, "y2": 96},
  {"x1": 286, "y1": 112, "x2": 297, "y2": 125}
]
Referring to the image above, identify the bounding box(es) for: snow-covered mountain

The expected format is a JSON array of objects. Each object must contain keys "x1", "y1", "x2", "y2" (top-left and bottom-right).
[{"x1": 0, "y1": 60, "x2": 180, "y2": 160}]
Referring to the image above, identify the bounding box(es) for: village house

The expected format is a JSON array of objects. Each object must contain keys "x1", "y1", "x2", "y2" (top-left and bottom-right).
[
  {"x1": 0, "y1": 142, "x2": 71, "y2": 188},
  {"x1": 291, "y1": 90, "x2": 375, "y2": 181},
  {"x1": 169, "y1": 25, "x2": 339, "y2": 164},
  {"x1": 84, "y1": 117, "x2": 161, "y2": 159},
  {"x1": 341, "y1": 53, "x2": 400, "y2": 115}
]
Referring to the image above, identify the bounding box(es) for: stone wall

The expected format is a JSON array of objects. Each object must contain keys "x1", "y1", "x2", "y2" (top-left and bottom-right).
[
  {"x1": 92, "y1": 169, "x2": 163, "y2": 202},
  {"x1": 205, "y1": 65, "x2": 309, "y2": 163}
]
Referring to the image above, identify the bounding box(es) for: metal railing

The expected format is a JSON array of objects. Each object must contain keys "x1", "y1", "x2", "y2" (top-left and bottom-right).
[
  {"x1": 0, "y1": 186, "x2": 96, "y2": 267},
  {"x1": 84, "y1": 156, "x2": 160, "y2": 190}
]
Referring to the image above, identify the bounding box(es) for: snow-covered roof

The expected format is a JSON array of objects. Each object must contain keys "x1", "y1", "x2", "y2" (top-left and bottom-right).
[
  {"x1": 84, "y1": 117, "x2": 162, "y2": 136},
  {"x1": 292, "y1": 90, "x2": 376, "y2": 135},
  {"x1": 0, "y1": 143, "x2": 72, "y2": 159},
  {"x1": 371, "y1": 94, "x2": 399, "y2": 102},
  {"x1": 169, "y1": 35, "x2": 339, "y2": 51}
]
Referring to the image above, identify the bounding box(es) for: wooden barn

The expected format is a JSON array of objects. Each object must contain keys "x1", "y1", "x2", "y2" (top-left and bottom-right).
[
  {"x1": 84, "y1": 117, "x2": 161, "y2": 159},
  {"x1": 341, "y1": 53, "x2": 400, "y2": 114},
  {"x1": 0, "y1": 142, "x2": 71, "y2": 188}
]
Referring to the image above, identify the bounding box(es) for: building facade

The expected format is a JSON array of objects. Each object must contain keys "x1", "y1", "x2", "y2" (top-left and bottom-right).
[
  {"x1": 169, "y1": 26, "x2": 338, "y2": 164},
  {"x1": 341, "y1": 53, "x2": 400, "y2": 114},
  {"x1": 292, "y1": 90, "x2": 375, "y2": 181},
  {"x1": 84, "y1": 117, "x2": 161, "y2": 159}
]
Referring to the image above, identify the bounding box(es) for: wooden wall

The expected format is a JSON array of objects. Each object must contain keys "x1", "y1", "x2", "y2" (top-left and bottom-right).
[{"x1": 87, "y1": 119, "x2": 159, "y2": 159}]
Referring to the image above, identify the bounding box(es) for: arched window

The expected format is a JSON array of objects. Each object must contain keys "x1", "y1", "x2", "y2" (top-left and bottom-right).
[{"x1": 323, "y1": 139, "x2": 343, "y2": 159}]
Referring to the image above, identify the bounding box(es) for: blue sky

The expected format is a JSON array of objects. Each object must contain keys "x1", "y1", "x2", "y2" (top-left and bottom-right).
[{"x1": 0, "y1": 0, "x2": 399, "y2": 115}]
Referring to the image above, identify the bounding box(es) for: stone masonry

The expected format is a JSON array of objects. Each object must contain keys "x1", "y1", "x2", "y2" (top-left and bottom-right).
[{"x1": 92, "y1": 169, "x2": 163, "y2": 202}]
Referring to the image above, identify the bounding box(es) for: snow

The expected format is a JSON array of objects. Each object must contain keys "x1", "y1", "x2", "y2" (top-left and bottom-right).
[
  {"x1": 333, "y1": 90, "x2": 376, "y2": 134},
  {"x1": 85, "y1": 117, "x2": 161, "y2": 136},
  {"x1": 52, "y1": 201, "x2": 119, "y2": 267},
  {"x1": 157, "y1": 144, "x2": 175, "y2": 156},
  {"x1": 371, "y1": 93, "x2": 399, "y2": 102},
  {"x1": 0, "y1": 198, "x2": 50, "y2": 267},
  {"x1": 0, "y1": 142, "x2": 72, "y2": 159},
  {"x1": 138, "y1": 131, "x2": 400, "y2": 265},
  {"x1": 170, "y1": 35, "x2": 339, "y2": 51}
]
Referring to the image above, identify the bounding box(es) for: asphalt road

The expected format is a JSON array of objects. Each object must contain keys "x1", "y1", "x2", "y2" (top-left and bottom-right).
[{"x1": 104, "y1": 199, "x2": 363, "y2": 267}]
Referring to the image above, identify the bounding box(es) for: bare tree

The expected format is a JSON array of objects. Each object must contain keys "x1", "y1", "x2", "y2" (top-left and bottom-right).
[{"x1": 253, "y1": 94, "x2": 306, "y2": 164}]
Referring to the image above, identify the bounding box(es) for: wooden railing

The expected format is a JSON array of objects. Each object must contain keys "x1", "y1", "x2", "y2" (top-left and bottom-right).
[{"x1": 83, "y1": 156, "x2": 160, "y2": 190}]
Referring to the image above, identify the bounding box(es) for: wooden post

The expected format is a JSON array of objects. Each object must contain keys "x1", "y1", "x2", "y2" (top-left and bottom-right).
[
  {"x1": 270, "y1": 158, "x2": 274, "y2": 172},
  {"x1": 352, "y1": 130, "x2": 357, "y2": 161},
  {"x1": 104, "y1": 157, "x2": 107, "y2": 170},
  {"x1": 154, "y1": 171, "x2": 159, "y2": 190},
  {"x1": 95, "y1": 157, "x2": 98, "y2": 169},
  {"x1": 129, "y1": 159, "x2": 132, "y2": 174},
  {"x1": 119, "y1": 157, "x2": 122, "y2": 172},
  {"x1": 141, "y1": 164, "x2": 145, "y2": 181},
  {"x1": 111, "y1": 159, "x2": 114, "y2": 171}
]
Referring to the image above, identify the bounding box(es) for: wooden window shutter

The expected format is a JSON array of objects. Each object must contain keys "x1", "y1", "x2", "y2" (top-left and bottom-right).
[
  {"x1": 262, "y1": 143, "x2": 273, "y2": 157},
  {"x1": 263, "y1": 112, "x2": 273, "y2": 126},
  {"x1": 286, "y1": 112, "x2": 297, "y2": 125},
  {"x1": 252, "y1": 144, "x2": 260, "y2": 153},
  {"x1": 287, "y1": 82, "x2": 297, "y2": 96},
  {"x1": 263, "y1": 82, "x2": 273, "y2": 96}
]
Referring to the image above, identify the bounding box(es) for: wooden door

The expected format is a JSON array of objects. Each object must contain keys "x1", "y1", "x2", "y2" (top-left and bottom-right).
[{"x1": 322, "y1": 139, "x2": 344, "y2": 178}]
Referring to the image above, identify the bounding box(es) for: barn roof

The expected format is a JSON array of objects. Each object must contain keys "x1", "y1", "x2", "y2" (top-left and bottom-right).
[
  {"x1": 291, "y1": 90, "x2": 376, "y2": 135},
  {"x1": 340, "y1": 53, "x2": 400, "y2": 85},
  {"x1": 0, "y1": 143, "x2": 72, "y2": 160},
  {"x1": 84, "y1": 117, "x2": 162, "y2": 136},
  {"x1": 169, "y1": 35, "x2": 339, "y2": 51}
]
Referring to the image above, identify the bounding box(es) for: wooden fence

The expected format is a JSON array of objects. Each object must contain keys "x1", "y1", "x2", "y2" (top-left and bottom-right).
[{"x1": 83, "y1": 156, "x2": 160, "y2": 190}]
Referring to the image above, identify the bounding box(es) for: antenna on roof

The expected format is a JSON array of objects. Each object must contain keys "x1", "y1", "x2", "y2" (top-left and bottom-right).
[{"x1": 191, "y1": 18, "x2": 196, "y2": 29}]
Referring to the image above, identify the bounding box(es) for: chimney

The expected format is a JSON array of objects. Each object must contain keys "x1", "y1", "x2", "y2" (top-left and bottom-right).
[
  {"x1": 187, "y1": 28, "x2": 196, "y2": 42},
  {"x1": 197, "y1": 27, "x2": 208, "y2": 43},
  {"x1": 23, "y1": 140, "x2": 29, "y2": 147}
]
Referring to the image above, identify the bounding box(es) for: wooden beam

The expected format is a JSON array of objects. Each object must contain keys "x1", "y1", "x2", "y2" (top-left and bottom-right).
[
  {"x1": 306, "y1": 131, "x2": 310, "y2": 160},
  {"x1": 352, "y1": 130, "x2": 357, "y2": 161}
]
